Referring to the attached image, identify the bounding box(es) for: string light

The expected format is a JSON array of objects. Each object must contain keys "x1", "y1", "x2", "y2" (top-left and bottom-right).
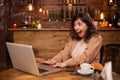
[
  {"x1": 109, "y1": 0, "x2": 113, "y2": 3},
  {"x1": 28, "y1": 3, "x2": 33, "y2": 11},
  {"x1": 39, "y1": 8, "x2": 43, "y2": 12},
  {"x1": 109, "y1": 0, "x2": 114, "y2": 6},
  {"x1": 100, "y1": 12, "x2": 104, "y2": 20},
  {"x1": 39, "y1": 0, "x2": 42, "y2": 12}
]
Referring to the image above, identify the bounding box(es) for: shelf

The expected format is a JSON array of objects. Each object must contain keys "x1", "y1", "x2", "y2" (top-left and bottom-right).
[
  {"x1": 43, "y1": 18, "x2": 71, "y2": 21},
  {"x1": 19, "y1": 24, "x2": 31, "y2": 28},
  {"x1": 8, "y1": 28, "x2": 70, "y2": 31},
  {"x1": 15, "y1": 0, "x2": 34, "y2": 6},
  {"x1": 57, "y1": 3, "x2": 86, "y2": 6}
]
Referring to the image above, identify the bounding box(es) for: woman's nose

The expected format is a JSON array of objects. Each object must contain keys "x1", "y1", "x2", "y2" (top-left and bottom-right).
[
  {"x1": 74, "y1": 26, "x2": 80, "y2": 32},
  {"x1": 74, "y1": 25, "x2": 79, "y2": 29},
  {"x1": 74, "y1": 25, "x2": 81, "y2": 30}
]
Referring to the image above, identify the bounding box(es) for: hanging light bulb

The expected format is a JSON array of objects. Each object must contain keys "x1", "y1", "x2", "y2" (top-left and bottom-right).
[
  {"x1": 39, "y1": 8, "x2": 43, "y2": 12},
  {"x1": 39, "y1": 0, "x2": 42, "y2": 12},
  {"x1": 100, "y1": 12, "x2": 104, "y2": 20},
  {"x1": 28, "y1": 3, "x2": 33, "y2": 11},
  {"x1": 109, "y1": 0, "x2": 114, "y2": 6},
  {"x1": 110, "y1": 0, "x2": 113, "y2": 3}
]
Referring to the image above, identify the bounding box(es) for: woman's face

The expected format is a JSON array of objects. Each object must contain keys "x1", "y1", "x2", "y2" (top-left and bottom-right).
[{"x1": 74, "y1": 18, "x2": 88, "y2": 38}]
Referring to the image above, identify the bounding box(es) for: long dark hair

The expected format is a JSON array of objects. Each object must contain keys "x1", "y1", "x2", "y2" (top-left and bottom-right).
[{"x1": 70, "y1": 12, "x2": 98, "y2": 42}]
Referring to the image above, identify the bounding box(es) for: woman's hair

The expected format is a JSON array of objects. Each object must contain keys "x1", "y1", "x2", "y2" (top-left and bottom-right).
[{"x1": 70, "y1": 12, "x2": 98, "y2": 42}]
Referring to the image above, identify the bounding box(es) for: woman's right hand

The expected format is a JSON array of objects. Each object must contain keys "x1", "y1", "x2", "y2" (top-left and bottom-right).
[
  {"x1": 36, "y1": 58, "x2": 46, "y2": 63},
  {"x1": 44, "y1": 59, "x2": 57, "y2": 65}
]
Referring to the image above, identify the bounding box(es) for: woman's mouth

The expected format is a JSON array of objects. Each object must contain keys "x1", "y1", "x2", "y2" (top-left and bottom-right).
[{"x1": 77, "y1": 31, "x2": 82, "y2": 34}]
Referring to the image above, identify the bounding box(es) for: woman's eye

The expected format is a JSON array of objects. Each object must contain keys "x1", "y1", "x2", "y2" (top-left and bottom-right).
[
  {"x1": 78, "y1": 23, "x2": 82, "y2": 26},
  {"x1": 74, "y1": 23, "x2": 83, "y2": 27}
]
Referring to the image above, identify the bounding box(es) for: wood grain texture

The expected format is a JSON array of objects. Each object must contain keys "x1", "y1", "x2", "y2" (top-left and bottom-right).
[
  {"x1": 13, "y1": 30, "x2": 70, "y2": 59},
  {"x1": 11, "y1": 29, "x2": 120, "y2": 73},
  {"x1": 13, "y1": 29, "x2": 120, "y2": 59},
  {"x1": 0, "y1": 69, "x2": 120, "y2": 80}
]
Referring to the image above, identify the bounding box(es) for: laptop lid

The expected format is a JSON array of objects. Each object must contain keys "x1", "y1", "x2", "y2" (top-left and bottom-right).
[
  {"x1": 6, "y1": 42, "x2": 62, "y2": 76},
  {"x1": 6, "y1": 42, "x2": 40, "y2": 76}
]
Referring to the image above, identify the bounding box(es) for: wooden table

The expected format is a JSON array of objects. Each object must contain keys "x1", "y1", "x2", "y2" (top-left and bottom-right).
[
  {"x1": 0, "y1": 69, "x2": 120, "y2": 80},
  {"x1": 0, "y1": 69, "x2": 96, "y2": 80}
]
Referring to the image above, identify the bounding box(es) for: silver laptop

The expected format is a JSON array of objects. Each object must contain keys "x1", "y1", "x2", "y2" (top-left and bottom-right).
[{"x1": 6, "y1": 42, "x2": 62, "y2": 76}]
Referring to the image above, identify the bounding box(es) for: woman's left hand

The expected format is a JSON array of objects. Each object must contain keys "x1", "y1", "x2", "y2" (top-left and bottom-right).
[
  {"x1": 52, "y1": 62, "x2": 66, "y2": 68},
  {"x1": 36, "y1": 58, "x2": 46, "y2": 63}
]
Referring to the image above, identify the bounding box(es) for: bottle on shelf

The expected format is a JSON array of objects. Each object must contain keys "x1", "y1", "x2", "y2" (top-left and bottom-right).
[
  {"x1": 28, "y1": 16, "x2": 32, "y2": 25},
  {"x1": 79, "y1": 7, "x2": 82, "y2": 13},
  {"x1": 19, "y1": 0, "x2": 23, "y2": 4},
  {"x1": 60, "y1": 7, "x2": 64, "y2": 18},
  {"x1": 62, "y1": 0, "x2": 66, "y2": 4},
  {"x1": 59, "y1": 0, "x2": 63, "y2": 3},
  {"x1": 63, "y1": 6, "x2": 67, "y2": 19},
  {"x1": 75, "y1": 6, "x2": 79, "y2": 15},
  {"x1": 71, "y1": 7, "x2": 74, "y2": 18},
  {"x1": 76, "y1": 0, "x2": 80, "y2": 3},
  {"x1": 28, "y1": 0, "x2": 34, "y2": 4},
  {"x1": 57, "y1": 10, "x2": 61, "y2": 19},
  {"x1": 69, "y1": 0, "x2": 72, "y2": 4},
  {"x1": 107, "y1": 13, "x2": 115, "y2": 28},
  {"x1": 48, "y1": 10, "x2": 52, "y2": 19},
  {"x1": 82, "y1": 7, "x2": 86, "y2": 13},
  {"x1": 91, "y1": 8, "x2": 95, "y2": 18},
  {"x1": 66, "y1": 7, "x2": 69, "y2": 18},
  {"x1": 66, "y1": 0, "x2": 69, "y2": 4},
  {"x1": 68, "y1": 10, "x2": 71, "y2": 19},
  {"x1": 114, "y1": 11, "x2": 120, "y2": 28},
  {"x1": 73, "y1": 0, "x2": 76, "y2": 4}
]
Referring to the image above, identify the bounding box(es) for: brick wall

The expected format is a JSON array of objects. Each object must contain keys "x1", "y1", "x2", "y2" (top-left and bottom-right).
[
  {"x1": 12, "y1": 0, "x2": 71, "y2": 28},
  {"x1": 11, "y1": 0, "x2": 120, "y2": 28}
]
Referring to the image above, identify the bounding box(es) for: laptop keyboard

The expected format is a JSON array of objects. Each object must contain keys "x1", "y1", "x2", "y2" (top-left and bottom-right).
[
  {"x1": 37, "y1": 63, "x2": 62, "y2": 75},
  {"x1": 38, "y1": 68, "x2": 48, "y2": 73}
]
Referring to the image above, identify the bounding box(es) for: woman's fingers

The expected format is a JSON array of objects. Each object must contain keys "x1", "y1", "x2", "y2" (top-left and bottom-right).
[
  {"x1": 52, "y1": 63, "x2": 66, "y2": 68},
  {"x1": 44, "y1": 59, "x2": 57, "y2": 65},
  {"x1": 36, "y1": 58, "x2": 46, "y2": 63}
]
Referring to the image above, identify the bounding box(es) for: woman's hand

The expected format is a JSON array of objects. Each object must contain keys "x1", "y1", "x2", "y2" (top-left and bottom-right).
[
  {"x1": 44, "y1": 59, "x2": 66, "y2": 68},
  {"x1": 44, "y1": 59, "x2": 57, "y2": 65},
  {"x1": 36, "y1": 58, "x2": 46, "y2": 63},
  {"x1": 36, "y1": 58, "x2": 66, "y2": 68},
  {"x1": 52, "y1": 62, "x2": 66, "y2": 68}
]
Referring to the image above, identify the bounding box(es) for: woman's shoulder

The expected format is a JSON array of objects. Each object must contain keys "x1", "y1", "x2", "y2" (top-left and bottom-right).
[
  {"x1": 67, "y1": 39, "x2": 78, "y2": 46},
  {"x1": 88, "y1": 34, "x2": 102, "y2": 43},
  {"x1": 92, "y1": 34, "x2": 102, "y2": 40}
]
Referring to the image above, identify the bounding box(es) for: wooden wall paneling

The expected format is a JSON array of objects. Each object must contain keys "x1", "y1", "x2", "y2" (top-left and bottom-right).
[
  {"x1": 32, "y1": 30, "x2": 70, "y2": 59},
  {"x1": 13, "y1": 30, "x2": 70, "y2": 59},
  {"x1": 14, "y1": 31, "x2": 33, "y2": 45},
  {"x1": 13, "y1": 30, "x2": 120, "y2": 60},
  {"x1": 99, "y1": 31, "x2": 119, "y2": 45}
]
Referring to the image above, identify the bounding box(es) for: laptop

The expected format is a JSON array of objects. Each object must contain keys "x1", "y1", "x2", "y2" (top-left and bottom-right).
[{"x1": 6, "y1": 42, "x2": 62, "y2": 76}]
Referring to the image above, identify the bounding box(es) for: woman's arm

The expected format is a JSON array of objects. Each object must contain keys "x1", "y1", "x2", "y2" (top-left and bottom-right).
[
  {"x1": 38, "y1": 40, "x2": 74, "y2": 66},
  {"x1": 51, "y1": 40, "x2": 73, "y2": 63},
  {"x1": 63, "y1": 35, "x2": 102, "y2": 66}
]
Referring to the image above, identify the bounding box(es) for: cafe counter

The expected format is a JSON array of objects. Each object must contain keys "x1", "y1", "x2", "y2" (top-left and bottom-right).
[{"x1": 8, "y1": 27, "x2": 120, "y2": 59}]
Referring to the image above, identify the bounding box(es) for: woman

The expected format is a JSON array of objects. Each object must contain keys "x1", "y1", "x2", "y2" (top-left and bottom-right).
[{"x1": 36, "y1": 12, "x2": 102, "y2": 68}]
